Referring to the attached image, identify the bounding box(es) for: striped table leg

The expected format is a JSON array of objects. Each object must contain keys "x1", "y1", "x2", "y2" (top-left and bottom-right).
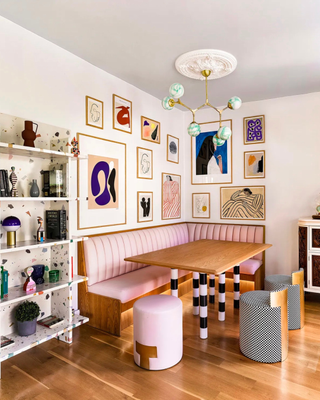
[
  {"x1": 199, "y1": 273, "x2": 208, "y2": 339},
  {"x1": 171, "y1": 269, "x2": 178, "y2": 297},
  {"x1": 233, "y1": 265, "x2": 240, "y2": 309},
  {"x1": 218, "y1": 273, "x2": 226, "y2": 321},
  {"x1": 209, "y1": 274, "x2": 215, "y2": 304},
  {"x1": 193, "y1": 272, "x2": 200, "y2": 315}
]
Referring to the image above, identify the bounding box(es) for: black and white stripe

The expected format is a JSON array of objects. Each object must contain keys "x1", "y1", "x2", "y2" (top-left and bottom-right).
[
  {"x1": 171, "y1": 269, "x2": 178, "y2": 297},
  {"x1": 233, "y1": 265, "x2": 240, "y2": 309},
  {"x1": 199, "y1": 273, "x2": 208, "y2": 339},
  {"x1": 193, "y1": 272, "x2": 199, "y2": 315},
  {"x1": 209, "y1": 274, "x2": 215, "y2": 304},
  {"x1": 218, "y1": 273, "x2": 226, "y2": 321}
]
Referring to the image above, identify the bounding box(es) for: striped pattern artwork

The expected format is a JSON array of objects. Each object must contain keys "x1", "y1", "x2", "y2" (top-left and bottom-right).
[
  {"x1": 222, "y1": 189, "x2": 264, "y2": 219},
  {"x1": 162, "y1": 175, "x2": 181, "y2": 219}
]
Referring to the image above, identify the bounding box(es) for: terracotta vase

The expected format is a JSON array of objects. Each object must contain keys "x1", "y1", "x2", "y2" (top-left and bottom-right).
[{"x1": 22, "y1": 120, "x2": 38, "y2": 147}]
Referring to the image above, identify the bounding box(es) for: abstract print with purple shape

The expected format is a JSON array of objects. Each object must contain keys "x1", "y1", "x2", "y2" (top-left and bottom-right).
[{"x1": 246, "y1": 118, "x2": 263, "y2": 142}]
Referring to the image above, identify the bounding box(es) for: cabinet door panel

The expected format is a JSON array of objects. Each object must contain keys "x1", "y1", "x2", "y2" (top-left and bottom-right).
[
  {"x1": 311, "y1": 228, "x2": 320, "y2": 249},
  {"x1": 299, "y1": 226, "x2": 308, "y2": 287},
  {"x1": 312, "y1": 255, "x2": 320, "y2": 287}
]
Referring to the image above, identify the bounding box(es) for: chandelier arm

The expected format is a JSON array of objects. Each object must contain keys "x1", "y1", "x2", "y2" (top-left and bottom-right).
[
  {"x1": 176, "y1": 99, "x2": 195, "y2": 115},
  {"x1": 206, "y1": 103, "x2": 220, "y2": 113},
  {"x1": 222, "y1": 106, "x2": 229, "y2": 111},
  {"x1": 194, "y1": 103, "x2": 207, "y2": 112}
]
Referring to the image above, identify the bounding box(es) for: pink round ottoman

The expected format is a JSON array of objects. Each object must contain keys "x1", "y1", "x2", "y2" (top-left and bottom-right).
[{"x1": 133, "y1": 295, "x2": 183, "y2": 370}]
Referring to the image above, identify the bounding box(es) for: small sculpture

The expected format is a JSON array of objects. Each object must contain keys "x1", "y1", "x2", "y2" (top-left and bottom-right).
[
  {"x1": 31, "y1": 264, "x2": 45, "y2": 284},
  {"x1": 9, "y1": 166, "x2": 18, "y2": 197},
  {"x1": 71, "y1": 137, "x2": 80, "y2": 157},
  {"x1": 37, "y1": 216, "x2": 45, "y2": 242},
  {"x1": 23, "y1": 266, "x2": 36, "y2": 294},
  {"x1": 2, "y1": 216, "x2": 21, "y2": 246},
  {"x1": 21, "y1": 120, "x2": 38, "y2": 147},
  {"x1": 30, "y1": 179, "x2": 40, "y2": 197}
]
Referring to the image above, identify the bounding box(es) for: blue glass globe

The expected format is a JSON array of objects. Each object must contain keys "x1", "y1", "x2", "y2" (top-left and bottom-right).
[
  {"x1": 217, "y1": 126, "x2": 232, "y2": 141},
  {"x1": 228, "y1": 96, "x2": 242, "y2": 110},
  {"x1": 162, "y1": 96, "x2": 174, "y2": 110},
  {"x1": 169, "y1": 83, "x2": 184, "y2": 99},
  {"x1": 2, "y1": 216, "x2": 21, "y2": 232},
  {"x1": 212, "y1": 135, "x2": 225, "y2": 146},
  {"x1": 187, "y1": 122, "x2": 201, "y2": 137}
]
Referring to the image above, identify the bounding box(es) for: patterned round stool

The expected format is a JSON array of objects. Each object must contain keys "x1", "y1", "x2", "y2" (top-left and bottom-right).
[
  {"x1": 265, "y1": 269, "x2": 304, "y2": 330},
  {"x1": 239, "y1": 288, "x2": 288, "y2": 363},
  {"x1": 133, "y1": 295, "x2": 183, "y2": 370}
]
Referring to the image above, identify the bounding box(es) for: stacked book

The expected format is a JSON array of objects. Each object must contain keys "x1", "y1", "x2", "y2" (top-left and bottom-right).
[
  {"x1": 0, "y1": 169, "x2": 10, "y2": 197},
  {"x1": 1, "y1": 335, "x2": 15, "y2": 349},
  {"x1": 37, "y1": 315, "x2": 65, "y2": 328}
]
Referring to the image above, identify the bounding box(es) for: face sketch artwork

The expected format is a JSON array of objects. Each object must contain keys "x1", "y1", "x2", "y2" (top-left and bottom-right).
[
  {"x1": 169, "y1": 140, "x2": 177, "y2": 154},
  {"x1": 222, "y1": 188, "x2": 263, "y2": 219},
  {"x1": 90, "y1": 103, "x2": 101, "y2": 123},
  {"x1": 140, "y1": 153, "x2": 150, "y2": 174},
  {"x1": 162, "y1": 175, "x2": 180, "y2": 219}
]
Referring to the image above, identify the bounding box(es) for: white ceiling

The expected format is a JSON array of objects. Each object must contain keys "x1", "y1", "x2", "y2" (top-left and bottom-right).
[{"x1": 1, "y1": 0, "x2": 320, "y2": 109}]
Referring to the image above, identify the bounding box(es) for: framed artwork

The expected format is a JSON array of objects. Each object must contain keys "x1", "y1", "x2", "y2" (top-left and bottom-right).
[
  {"x1": 167, "y1": 134, "x2": 179, "y2": 164},
  {"x1": 137, "y1": 191, "x2": 153, "y2": 223},
  {"x1": 192, "y1": 193, "x2": 210, "y2": 219},
  {"x1": 191, "y1": 119, "x2": 232, "y2": 184},
  {"x1": 86, "y1": 96, "x2": 103, "y2": 129},
  {"x1": 113, "y1": 94, "x2": 132, "y2": 134},
  {"x1": 161, "y1": 173, "x2": 181, "y2": 220},
  {"x1": 220, "y1": 186, "x2": 265, "y2": 221},
  {"x1": 244, "y1": 150, "x2": 265, "y2": 179},
  {"x1": 243, "y1": 115, "x2": 265, "y2": 144},
  {"x1": 137, "y1": 147, "x2": 153, "y2": 179},
  {"x1": 141, "y1": 116, "x2": 160, "y2": 144},
  {"x1": 77, "y1": 133, "x2": 126, "y2": 230}
]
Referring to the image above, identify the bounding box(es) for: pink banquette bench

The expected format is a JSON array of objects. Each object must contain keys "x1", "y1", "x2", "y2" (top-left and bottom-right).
[{"x1": 78, "y1": 222, "x2": 265, "y2": 336}]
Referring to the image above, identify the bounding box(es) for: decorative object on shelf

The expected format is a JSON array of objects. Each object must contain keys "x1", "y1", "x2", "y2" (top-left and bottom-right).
[
  {"x1": 37, "y1": 216, "x2": 45, "y2": 242},
  {"x1": 167, "y1": 135, "x2": 179, "y2": 164},
  {"x1": 2, "y1": 216, "x2": 21, "y2": 246},
  {"x1": 161, "y1": 173, "x2": 181, "y2": 220},
  {"x1": 37, "y1": 315, "x2": 64, "y2": 328},
  {"x1": 21, "y1": 120, "x2": 38, "y2": 147},
  {"x1": 30, "y1": 179, "x2": 40, "y2": 197},
  {"x1": 137, "y1": 191, "x2": 153, "y2": 223},
  {"x1": 77, "y1": 133, "x2": 127, "y2": 230},
  {"x1": 41, "y1": 168, "x2": 66, "y2": 197},
  {"x1": 9, "y1": 166, "x2": 18, "y2": 197},
  {"x1": 15, "y1": 300, "x2": 40, "y2": 336},
  {"x1": 31, "y1": 264, "x2": 45, "y2": 284},
  {"x1": 86, "y1": 95, "x2": 104, "y2": 130},
  {"x1": 192, "y1": 120, "x2": 232, "y2": 185},
  {"x1": 1, "y1": 266, "x2": 9, "y2": 299},
  {"x1": 23, "y1": 266, "x2": 36, "y2": 294},
  {"x1": 137, "y1": 147, "x2": 153, "y2": 179},
  {"x1": 192, "y1": 193, "x2": 210, "y2": 219},
  {"x1": 46, "y1": 210, "x2": 66, "y2": 240},
  {"x1": 0, "y1": 169, "x2": 10, "y2": 197},
  {"x1": 113, "y1": 94, "x2": 132, "y2": 134},
  {"x1": 220, "y1": 186, "x2": 265, "y2": 220},
  {"x1": 141, "y1": 116, "x2": 160, "y2": 144},
  {"x1": 162, "y1": 49, "x2": 242, "y2": 141},
  {"x1": 244, "y1": 150, "x2": 265, "y2": 179},
  {"x1": 243, "y1": 115, "x2": 265, "y2": 144},
  {"x1": 49, "y1": 269, "x2": 60, "y2": 283},
  {"x1": 71, "y1": 136, "x2": 80, "y2": 157}
]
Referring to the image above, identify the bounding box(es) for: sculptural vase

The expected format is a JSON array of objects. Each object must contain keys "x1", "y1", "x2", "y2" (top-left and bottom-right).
[
  {"x1": 30, "y1": 179, "x2": 40, "y2": 197},
  {"x1": 22, "y1": 120, "x2": 38, "y2": 147}
]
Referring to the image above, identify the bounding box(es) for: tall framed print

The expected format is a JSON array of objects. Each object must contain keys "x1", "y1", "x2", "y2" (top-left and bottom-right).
[
  {"x1": 86, "y1": 96, "x2": 103, "y2": 129},
  {"x1": 137, "y1": 147, "x2": 153, "y2": 179},
  {"x1": 191, "y1": 119, "x2": 232, "y2": 184},
  {"x1": 161, "y1": 173, "x2": 181, "y2": 220},
  {"x1": 192, "y1": 193, "x2": 210, "y2": 219},
  {"x1": 77, "y1": 133, "x2": 126, "y2": 230},
  {"x1": 137, "y1": 191, "x2": 153, "y2": 223},
  {"x1": 244, "y1": 150, "x2": 265, "y2": 179},
  {"x1": 167, "y1": 134, "x2": 179, "y2": 164},
  {"x1": 243, "y1": 115, "x2": 265, "y2": 144},
  {"x1": 220, "y1": 186, "x2": 265, "y2": 221},
  {"x1": 141, "y1": 116, "x2": 160, "y2": 144},
  {"x1": 113, "y1": 94, "x2": 132, "y2": 134}
]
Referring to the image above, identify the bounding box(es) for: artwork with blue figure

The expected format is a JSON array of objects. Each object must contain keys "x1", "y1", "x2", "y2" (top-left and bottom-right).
[
  {"x1": 196, "y1": 131, "x2": 228, "y2": 175},
  {"x1": 88, "y1": 155, "x2": 119, "y2": 209}
]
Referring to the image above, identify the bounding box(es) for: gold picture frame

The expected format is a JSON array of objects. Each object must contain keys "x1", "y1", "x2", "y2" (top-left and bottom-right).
[
  {"x1": 137, "y1": 191, "x2": 153, "y2": 223},
  {"x1": 141, "y1": 116, "x2": 160, "y2": 144},
  {"x1": 192, "y1": 193, "x2": 210, "y2": 219},
  {"x1": 244, "y1": 150, "x2": 265, "y2": 179},
  {"x1": 137, "y1": 147, "x2": 153, "y2": 179},
  {"x1": 243, "y1": 115, "x2": 265, "y2": 144},
  {"x1": 161, "y1": 172, "x2": 181, "y2": 220},
  {"x1": 167, "y1": 134, "x2": 179, "y2": 164},
  {"x1": 86, "y1": 96, "x2": 104, "y2": 129},
  {"x1": 113, "y1": 94, "x2": 132, "y2": 134}
]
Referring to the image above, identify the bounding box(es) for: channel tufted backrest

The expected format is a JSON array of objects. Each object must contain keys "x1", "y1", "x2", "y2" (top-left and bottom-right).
[
  {"x1": 186, "y1": 223, "x2": 264, "y2": 261},
  {"x1": 84, "y1": 224, "x2": 189, "y2": 286}
]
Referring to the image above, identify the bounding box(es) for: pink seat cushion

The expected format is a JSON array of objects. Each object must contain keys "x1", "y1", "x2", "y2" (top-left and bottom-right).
[
  {"x1": 88, "y1": 265, "x2": 190, "y2": 303},
  {"x1": 226, "y1": 259, "x2": 262, "y2": 275}
]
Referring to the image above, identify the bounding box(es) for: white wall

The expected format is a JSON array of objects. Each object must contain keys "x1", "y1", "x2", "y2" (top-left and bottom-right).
[{"x1": 184, "y1": 92, "x2": 320, "y2": 275}]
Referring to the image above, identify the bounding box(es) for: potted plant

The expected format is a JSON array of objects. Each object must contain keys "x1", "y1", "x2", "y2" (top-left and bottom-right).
[{"x1": 15, "y1": 301, "x2": 40, "y2": 336}]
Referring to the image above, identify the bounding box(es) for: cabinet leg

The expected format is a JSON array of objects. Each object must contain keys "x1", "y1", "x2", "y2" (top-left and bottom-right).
[{"x1": 58, "y1": 330, "x2": 73, "y2": 343}]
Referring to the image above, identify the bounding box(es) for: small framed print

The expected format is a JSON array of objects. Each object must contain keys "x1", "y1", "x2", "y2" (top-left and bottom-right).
[
  {"x1": 192, "y1": 193, "x2": 210, "y2": 219},
  {"x1": 137, "y1": 191, "x2": 153, "y2": 223},
  {"x1": 86, "y1": 96, "x2": 103, "y2": 129},
  {"x1": 243, "y1": 115, "x2": 265, "y2": 144},
  {"x1": 113, "y1": 94, "x2": 132, "y2": 134},
  {"x1": 137, "y1": 147, "x2": 153, "y2": 179},
  {"x1": 167, "y1": 134, "x2": 179, "y2": 164},
  {"x1": 244, "y1": 150, "x2": 265, "y2": 179},
  {"x1": 162, "y1": 173, "x2": 181, "y2": 220},
  {"x1": 141, "y1": 116, "x2": 160, "y2": 144}
]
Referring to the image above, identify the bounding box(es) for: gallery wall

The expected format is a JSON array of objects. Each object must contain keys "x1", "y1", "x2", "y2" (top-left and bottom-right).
[{"x1": 184, "y1": 92, "x2": 320, "y2": 275}]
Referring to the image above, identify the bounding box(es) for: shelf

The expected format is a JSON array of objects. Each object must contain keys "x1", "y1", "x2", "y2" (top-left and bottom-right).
[
  {"x1": 0, "y1": 237, "x2": 88, "y2": 254},
  {"x1": 0, "y1": 197, "x2": 75, "y2": 202},
  {"x1": 0, "y1": 142, "x2": 87, "y2": 160},
  {"x1": 0, "y1": 314, "x2": 89, "y2": 362},
  {"x1": 0, "y1": 275, "x2": 88, "y2": 307}
]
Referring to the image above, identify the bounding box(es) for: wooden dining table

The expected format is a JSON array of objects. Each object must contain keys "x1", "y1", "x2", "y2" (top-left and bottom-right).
[{"x1": 125, "y1": 239, "x2": 272, "y2": 339}]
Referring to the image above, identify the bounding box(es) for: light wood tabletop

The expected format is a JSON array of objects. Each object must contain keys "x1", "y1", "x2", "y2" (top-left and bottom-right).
[{"x1": 125, "y1": 239, "x2": 272, "y2": 275}]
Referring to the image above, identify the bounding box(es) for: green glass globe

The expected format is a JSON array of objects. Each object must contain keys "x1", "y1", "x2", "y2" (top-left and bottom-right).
[
  {"x1": 187, "y1": 122, "x2": 201, "y2": 137},
  {"x1": 169, "y1": 83, "x2": 184, "y2": 99},
  {"x1": 212, "y1": 135, "x2": 225, "y2": 146},
  {"x1": 228, "y1": 96, "x2": 242, "y2": 110},
  {"x1": 217, "y1": 126, "x2": 232, "y2": 141},
  {"x1": 162, "y1": 96, "x2": 174, "y2": 110}
]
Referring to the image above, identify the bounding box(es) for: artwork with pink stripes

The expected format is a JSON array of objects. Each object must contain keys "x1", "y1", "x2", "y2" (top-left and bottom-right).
[{"x1": 162, "y1": 173, "x2": 181, "y2": 220}]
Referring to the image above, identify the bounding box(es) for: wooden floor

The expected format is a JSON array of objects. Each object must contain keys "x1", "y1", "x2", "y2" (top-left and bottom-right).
[{"x1": 1, "y1": 291, "x2": 320, "y2": 400}]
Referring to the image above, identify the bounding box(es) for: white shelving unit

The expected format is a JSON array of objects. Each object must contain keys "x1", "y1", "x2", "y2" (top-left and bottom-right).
[{"x1": 0, "y1": 114, "x2": 88, "y2": 378}]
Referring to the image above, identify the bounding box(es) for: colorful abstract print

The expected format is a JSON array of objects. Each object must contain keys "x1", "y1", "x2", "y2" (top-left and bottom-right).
[{"x1": 246, "y1": 118, "x2": 263, "y2": 142}]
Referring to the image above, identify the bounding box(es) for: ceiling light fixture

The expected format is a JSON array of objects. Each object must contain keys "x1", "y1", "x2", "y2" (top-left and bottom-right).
[{"x1": 162, "y1": 49, "x2": 242, "y2": 145}]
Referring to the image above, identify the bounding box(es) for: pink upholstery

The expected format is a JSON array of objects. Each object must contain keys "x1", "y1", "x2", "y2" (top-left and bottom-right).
[
  {"x1": 89, "y1": 266, "x2": 189, "y2": 303},
  {"x1": 226, "y1": 259, "x2": 263, "y2": 275}
]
